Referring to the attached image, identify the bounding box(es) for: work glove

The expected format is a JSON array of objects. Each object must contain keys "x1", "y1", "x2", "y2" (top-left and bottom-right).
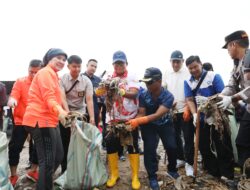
[
  {"x1": 183, "y1": 106, "x2": 191, "y2": 122},
  {"x1": 216, "y1": 95, "x2": 232, "y2": 110},
  {"x1": 126, "y1": 116, "x2": 150, "y2": 130},
  {"x1": 95, "y1": 87, "x2": 107, "y2": 96},
  {"x1": 195, "y1": 96, "x2": 208, "y2": 106},
  {"x1": 118, "y1": 88, "x2": 126, "y2": 96},
  {"x1": 7, "y1": 97, "x2": 17, "y2": 108},
  {"x1": 192, "y1": 113, "x2": 197, "y2": 127}
]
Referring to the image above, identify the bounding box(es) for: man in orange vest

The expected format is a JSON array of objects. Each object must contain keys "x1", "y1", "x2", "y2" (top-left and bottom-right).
[{"x1": 8, "y1": 59, "x2": 42, "y2": 187}]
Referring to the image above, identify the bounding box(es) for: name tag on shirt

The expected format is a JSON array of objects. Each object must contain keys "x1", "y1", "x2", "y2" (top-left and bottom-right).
[{"x1": 78, "y1": 91, "x2": 85, "y2": 97}]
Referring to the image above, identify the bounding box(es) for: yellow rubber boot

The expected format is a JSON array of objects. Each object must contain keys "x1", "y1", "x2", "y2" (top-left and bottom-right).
[
  {"x1": 107, "y1": 153, "x2": 119, "y2": 187},
  {"x1": 129, "y1": 154, "x2": 141, "y2": 189}
]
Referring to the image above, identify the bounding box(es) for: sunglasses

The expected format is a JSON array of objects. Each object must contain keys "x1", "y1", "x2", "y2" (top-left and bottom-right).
[{"x1": 145, "y1": 79, "x2": 156, "y2": 85}]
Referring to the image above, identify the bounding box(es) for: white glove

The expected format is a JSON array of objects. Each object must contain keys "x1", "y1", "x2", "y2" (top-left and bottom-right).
[
  {"x1": 195, "y1": 96, "x2": 208, "y2": 106},
  {"x1": 216, "y1": 95, "x2": 232, "y2": 110},
  {"x1": 7, "y1": 97, "x2": 17, "y2": 108},
  {"x1": 192, "y1": 113, "x2": 197, "y2": 127}
]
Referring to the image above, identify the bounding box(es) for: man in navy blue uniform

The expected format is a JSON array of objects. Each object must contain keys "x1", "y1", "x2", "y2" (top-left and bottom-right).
[
  {"x1": 184, "y1": 55, "x2": 234, "y2": 180},
  {"x1": 127, "y1": 67, "x2": 178, "y2": 190}
]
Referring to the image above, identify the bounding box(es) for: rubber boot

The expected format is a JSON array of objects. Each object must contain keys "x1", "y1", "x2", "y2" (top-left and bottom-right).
[
  {"x1": 107, "y1": 153, "x2": 119, "y2": 187},
  {"x1": 129, "y1": 154, "x2": 141, "y2": 189}
]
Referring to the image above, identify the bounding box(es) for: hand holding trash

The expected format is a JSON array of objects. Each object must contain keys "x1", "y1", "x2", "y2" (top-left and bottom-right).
[
  {"x1": 7, "y1": 97, "x2": 17, "y2": 108},
  {"x1": 95, "y1": 86, "x2": 107, "y2": 96},
  {"x1": 195, "y1": 95, "x2": 208, "y2": 106},
  {"x1": 216, "y1": 95, "x2": 232, "y2": 110},
  {"x1": 54, "y1": 105, "x2": 68, "y2": 126},
  {"x1": 126, "y1": 116, "x2": 150, "y2": 130}
]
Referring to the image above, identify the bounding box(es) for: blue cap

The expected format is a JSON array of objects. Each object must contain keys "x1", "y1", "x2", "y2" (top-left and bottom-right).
[
  {"x1": 170, "y1": 50, "x2": 183, "y2": 61},
  {"x1": 113, "y1": 50, "x2": 127, "y2": 63},
  {"x1": 43, "y1": 48, "x2": 67, "y2": 66},
  {"x1": 140, "y1": 67, "x2": 162, "y2": 82}
]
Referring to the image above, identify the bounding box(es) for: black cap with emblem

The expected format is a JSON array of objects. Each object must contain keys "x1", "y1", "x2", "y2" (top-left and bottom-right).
[{"x1": 222, "y1": 30, "x2": 248, "y2": 49}]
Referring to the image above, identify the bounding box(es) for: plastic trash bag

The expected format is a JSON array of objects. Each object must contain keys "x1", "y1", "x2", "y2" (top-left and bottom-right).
[
  {"x1": 55, "y1": 120, "x2": 107, "y2": 189},
  {"x1": 228, "y1": 111, "x2": 239, "y2": 163},
  {"x1": 0, "y1": 131, "x2": 14, "y2": 190}
]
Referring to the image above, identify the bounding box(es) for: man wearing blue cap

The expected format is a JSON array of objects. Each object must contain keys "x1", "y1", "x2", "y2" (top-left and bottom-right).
[
  {"x1": 97, "y1": 51, "x2": 141, "y2": 189},
  {"x1": 218, "y1": 30, "x2": 250, "y2": 176},
  {"x1": 127, "y1": 67, "x2": 178, "y2": 190},
  {"x1": 162, "y1": 50, "x2": 194, "y2": 176}
]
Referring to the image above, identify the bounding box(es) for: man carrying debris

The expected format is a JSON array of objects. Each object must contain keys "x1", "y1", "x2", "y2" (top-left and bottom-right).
[
  {"x1": 59, "y1": 55, "x2": 95, "y2": 173},
  {"x1": 184, "y1": 55, "x2": 234, "y2": 180},
  {"x1": 162, "y1": 50, "x2": 194, "y2": 176},
  {"x1": 217, "y1": 30, "x2": 250, "y2": 176},
  {"x1": 8, "y1": 59, "x2": 42, "y2": 186},
  {"x1": 95, "y1": 51, "x2": 141, "y2": 189},
  {"x1": 127, "y1": 67, "x2": 179, "y2": 190}
]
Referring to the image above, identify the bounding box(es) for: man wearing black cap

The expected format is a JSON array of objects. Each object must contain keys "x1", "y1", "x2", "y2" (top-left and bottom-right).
[
  {"x1": 217, "y1": 30, "x2": 250, "y2": 174},
  {"x1": 162, "y1": 50, "x2": 194, "y2": 176},
  {"x1": 127, "y1": 67, "x2": 178, "y2": 190}
]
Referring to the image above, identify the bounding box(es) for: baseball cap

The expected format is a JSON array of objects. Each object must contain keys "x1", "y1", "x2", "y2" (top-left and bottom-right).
[
  {"x1": 170, "y1": 50, "x2": 183, "y2": 61},
  {"x1": 113, "y1": 50, "x2": 127, "y2": 64},
  {"x1": 140, "y1": 67, "x2": 162, "y2": 82},
  {"x1": 222, "y1": 30, "x2": 248, "y2": 49}
]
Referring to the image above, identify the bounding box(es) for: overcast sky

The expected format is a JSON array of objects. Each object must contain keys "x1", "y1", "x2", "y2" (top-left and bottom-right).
[{"x1": 0, "y1": 0, "x2": 249, "y2": 82}]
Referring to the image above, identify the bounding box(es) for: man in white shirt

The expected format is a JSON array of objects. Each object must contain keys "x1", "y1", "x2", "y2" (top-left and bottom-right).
[{"x1": 162, "y1": 50, "x2": 194, "y2": 176}]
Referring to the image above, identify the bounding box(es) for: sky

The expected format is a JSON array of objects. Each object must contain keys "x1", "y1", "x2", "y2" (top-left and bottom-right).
[{"x1": 0, "y1": 0, "x2": 250, "y2": 82}]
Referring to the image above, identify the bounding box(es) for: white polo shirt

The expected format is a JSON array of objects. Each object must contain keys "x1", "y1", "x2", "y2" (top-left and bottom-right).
[{"x1": 162, "y1": 67, "x2": 190, "y2": 113}]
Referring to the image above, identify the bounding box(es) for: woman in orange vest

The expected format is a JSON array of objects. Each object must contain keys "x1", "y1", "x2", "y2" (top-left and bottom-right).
[{"x1": 23, "y1": 48, "x2": 68, "y2": 190}]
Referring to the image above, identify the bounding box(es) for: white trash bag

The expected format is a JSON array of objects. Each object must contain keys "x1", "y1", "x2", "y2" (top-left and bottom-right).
[
  {"x1": 55, "y1": 120, "x2": 108, "y2": 189},
  {"x1": 0, "y1": 131, "x2": 14, "y2": 190}
]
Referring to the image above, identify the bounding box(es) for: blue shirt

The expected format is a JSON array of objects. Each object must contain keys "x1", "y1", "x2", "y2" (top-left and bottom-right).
[
  {"x1": 139, "y1": 87, "x2": 174, "y2": 126},
  {"x1": 184, "y1": 70, "x2": 224, "y2": 98},
  {"x1": 184, "y1": 70, "x2": 224, "y2": 123}
]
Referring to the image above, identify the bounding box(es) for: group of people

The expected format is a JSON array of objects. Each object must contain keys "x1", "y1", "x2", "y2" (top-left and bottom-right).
[{"x1": 0, "y1": 29, "x2": 249, "y2": 190}]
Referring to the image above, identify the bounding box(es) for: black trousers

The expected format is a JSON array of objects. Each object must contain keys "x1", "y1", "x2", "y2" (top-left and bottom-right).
[
  {"x1": 141, "y1": 123, "x2": 177, "y2": 180},
  {"x1": 199, "y1": 122, "x2": 234, "y2": 179},
  {"x1": 173, "y1": 113, "x2": 195, "y2": 165},
  {"x1": 236, "y1": 111, "x2": 250, "y2": 168},
  {"x1": 8, "y1": 125, "x2": 38, "y2": 166},
  {"x1": 25, "y1": 125, "x2": 64, "y2": 190},
  {"x1": 59, "y1": 122, "x2": 71, "y2": 173},
  {"x1": 106, "y1": 128, "x2": 139, "y2": 154}
]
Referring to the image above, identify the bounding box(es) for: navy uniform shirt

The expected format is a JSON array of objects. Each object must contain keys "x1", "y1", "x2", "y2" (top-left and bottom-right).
[{"x1": 139, "y1": 87, "x2": 174, "y2": 126}]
